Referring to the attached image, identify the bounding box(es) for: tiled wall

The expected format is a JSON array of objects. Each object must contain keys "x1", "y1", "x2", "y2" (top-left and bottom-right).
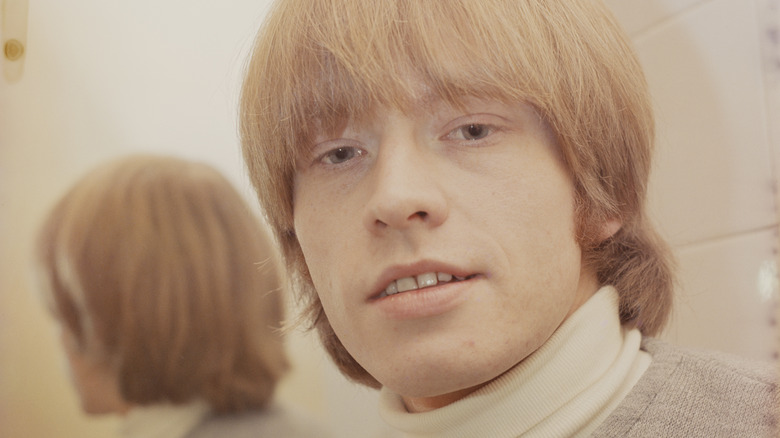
[{"x1": 605, "y1": 0, "x2": 780, "y2": 361}]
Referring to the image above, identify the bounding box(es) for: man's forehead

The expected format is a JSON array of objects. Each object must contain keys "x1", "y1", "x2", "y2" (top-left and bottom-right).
[
  {"x1": 309, "y1": 94, "x2": 456, "y2": 139},
  {"x1": 315, "y1": 91, "x2": 506, "y2": 127}
]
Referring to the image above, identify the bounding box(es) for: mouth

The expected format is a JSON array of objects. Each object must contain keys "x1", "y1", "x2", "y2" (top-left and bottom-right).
[{"x1": 376, "y1": 272, "x2": 478, "y2": 299}]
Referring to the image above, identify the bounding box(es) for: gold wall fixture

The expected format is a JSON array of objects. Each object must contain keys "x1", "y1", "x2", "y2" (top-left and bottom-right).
[{"x1": 2, "y1": 0, "x2": 29, "y2": 83}]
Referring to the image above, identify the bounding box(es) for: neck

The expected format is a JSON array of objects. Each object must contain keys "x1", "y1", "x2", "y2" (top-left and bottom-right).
[{"x1": 403, "y1": 386, "x2": 484, "y2": 413}]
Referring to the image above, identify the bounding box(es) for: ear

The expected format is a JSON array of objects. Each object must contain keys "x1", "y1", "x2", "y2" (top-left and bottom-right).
[{"x1": 598, "y1": 217, "x2": 622, "y2": 243}]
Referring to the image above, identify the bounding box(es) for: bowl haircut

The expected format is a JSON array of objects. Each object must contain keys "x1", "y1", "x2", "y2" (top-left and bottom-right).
[
  {"x1": 35, "y1": 155, "x2": 289, "y2": 412},
  {"x1": 240, "y1": 0, "x2": 675, "y2": 388}
]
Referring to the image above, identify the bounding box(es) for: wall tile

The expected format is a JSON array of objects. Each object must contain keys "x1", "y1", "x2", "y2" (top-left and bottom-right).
[
  {"x1": 634, "y1": 0, "x2": 775, "y2": 245},
  {"x1": 604, "y1": 0, "x2": 710, "y2": 37},
  {"x1": 662, "y1": 228, "x2": 778, "y2": 362}
]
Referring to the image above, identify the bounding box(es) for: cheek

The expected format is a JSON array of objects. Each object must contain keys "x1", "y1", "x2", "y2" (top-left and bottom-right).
[
  {"x1": 492, "y1": 173, "x2": 581, "y2": 285},
  {"x1": 293, "y1": 194, "x2": 329, "y2": 268},
  {"x1": 59, "y1": 330, "x2": 84, "y2": 384},
  {"x1": 294, "y1": 205, "x2": 351, "y2": 309},
  {"x1": 60, "y1": 344, "x2": 106, "y2": 412}
]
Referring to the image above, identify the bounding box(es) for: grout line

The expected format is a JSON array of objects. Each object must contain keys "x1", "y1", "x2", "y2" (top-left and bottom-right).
[
  {"x1": 754, "y1": 0, "x2": 780, "y2": 364},
  {"x1": 674, "y1": 223, "x2": 780, "y2": 251},
  {"x1": 754, "y1": 0, "x2": 780, "y2": 244},
  {"x1": 631, "y1": 0, "x2": 715, "y2": 41}
]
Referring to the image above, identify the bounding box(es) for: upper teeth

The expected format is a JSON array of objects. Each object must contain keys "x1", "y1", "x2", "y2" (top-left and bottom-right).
[{"x1": 381, "y1": 272, "x2": 466, "y2": 297}]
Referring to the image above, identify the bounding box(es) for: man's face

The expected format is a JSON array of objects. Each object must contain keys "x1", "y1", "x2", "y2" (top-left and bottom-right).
[{"x1": 293, "y1": 96, "x2": 600, "y2": 409}]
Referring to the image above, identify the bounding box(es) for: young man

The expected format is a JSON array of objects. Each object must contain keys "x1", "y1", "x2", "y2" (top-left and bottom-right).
[{"x1": 239, "y1": 1, "x2": 778, "y2": 436}]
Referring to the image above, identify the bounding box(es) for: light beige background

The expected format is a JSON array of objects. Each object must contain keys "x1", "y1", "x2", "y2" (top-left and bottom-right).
[{"x1": 1, "y1": 1, "x2": 778, "y2": 437}]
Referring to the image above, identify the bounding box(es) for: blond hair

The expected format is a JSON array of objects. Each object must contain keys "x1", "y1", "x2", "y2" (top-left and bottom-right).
[
  {"x1": 34, "y1": 155, "x2": 289, "y2": 412},
  {"x1": 240, "y1": 0, "x2": 675, "y2": 388}
]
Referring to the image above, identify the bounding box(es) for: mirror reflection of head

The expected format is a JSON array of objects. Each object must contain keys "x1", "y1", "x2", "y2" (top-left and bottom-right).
[
  {"x1": 34, "y1": 155, "x2": 288, "y2": 415},
  {"x1": 240, "y1": 0, "x2": 673, "y2": 413}
]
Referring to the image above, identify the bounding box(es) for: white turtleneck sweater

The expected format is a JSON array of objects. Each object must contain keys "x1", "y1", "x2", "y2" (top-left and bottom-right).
[
  {"x1": 379, "y1": 286, "x2": 651, "y2": 438},
  {"x1": 120, "y1": 400, "x2": 210, "y2": 438}
]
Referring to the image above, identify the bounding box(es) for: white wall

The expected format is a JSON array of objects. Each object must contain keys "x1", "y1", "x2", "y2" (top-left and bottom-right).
[{"x1": 1, "y1": 1, "x2": 777, "y2": 437}]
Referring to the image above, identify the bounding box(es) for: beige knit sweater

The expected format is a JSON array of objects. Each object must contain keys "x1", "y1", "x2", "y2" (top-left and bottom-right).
[{"x1": 591, "y1": 338, "x2": 778, "y2": 437}]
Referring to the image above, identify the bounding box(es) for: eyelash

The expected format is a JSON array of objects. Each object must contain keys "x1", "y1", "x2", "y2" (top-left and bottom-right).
[
  {"x1": 314, "y1": 145, "x2": 365, "y2": 166},
  {"x1": 452, "y1": 124, "x2": 492, "y2": 140},
  {"x1": 309, "y1": 120, "x2": 499, "y2": 168},
  {"x1": 445, "y1": 123, "x2": 499, "y2": 144}
]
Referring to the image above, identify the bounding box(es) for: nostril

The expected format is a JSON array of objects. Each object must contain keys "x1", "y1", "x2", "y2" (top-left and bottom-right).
[{"x1": 413, "y1": 211, "x2": 428, "y2": 220}]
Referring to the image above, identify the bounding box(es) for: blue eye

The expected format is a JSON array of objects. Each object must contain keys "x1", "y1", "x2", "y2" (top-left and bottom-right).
[
  {"x1": 449, "y1": 123, "x2": 494, "y2": 142},
  {"x1": 321, "y1": 146, "x2": 362, "y2": 164},
  {"x1": 460, "y1": 124, "x2": 490, "y2": 140}
]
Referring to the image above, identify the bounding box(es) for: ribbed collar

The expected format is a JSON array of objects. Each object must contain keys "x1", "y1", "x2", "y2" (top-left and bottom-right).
[{"x1": 379, "y1": 286, "x2": 650, "y2": 438}]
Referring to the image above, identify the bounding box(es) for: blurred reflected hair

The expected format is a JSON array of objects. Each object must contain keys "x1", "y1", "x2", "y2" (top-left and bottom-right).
[
  {"x1": 240, "y1": 0, "x2": 675, "y2": 388},
  {"x1": 34, "y1": 154, "x2": 289, "y2": 412}
]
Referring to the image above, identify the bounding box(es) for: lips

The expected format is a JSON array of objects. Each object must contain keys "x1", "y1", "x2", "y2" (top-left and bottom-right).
[{"x1": 376, "y1": 271, "x2": 477, "y2": 299}]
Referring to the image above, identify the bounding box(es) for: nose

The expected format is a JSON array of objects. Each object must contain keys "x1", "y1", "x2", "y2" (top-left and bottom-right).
[{"x1": 362, "y1": 133, "x2": 449, "y2": 234}]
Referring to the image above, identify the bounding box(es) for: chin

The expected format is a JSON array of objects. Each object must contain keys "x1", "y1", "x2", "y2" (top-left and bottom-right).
[
  {"x1": 382, "y1": 360, "x2": 506, "y2": 399},
  {"x1": 81, "y1": 402, "x2": 111, "y2": 416},
  {"x1": 79, "y1": 396, "x2": 127, "y2": 416}
]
